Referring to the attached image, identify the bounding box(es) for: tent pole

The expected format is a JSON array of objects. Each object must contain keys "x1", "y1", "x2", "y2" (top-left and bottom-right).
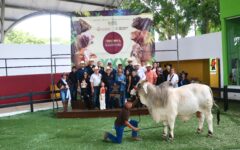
[
  {"x1": 176, "y1": 15, "x2": 179, "y2": 72},
  {"x1": 0, "y1": 0, "x2": 5, "y2": 43},
  {"x1": 49, "y1": 13, "x2": 55, "y2": 112},
  {"x1": 175, "y1": 0, "x2": 179, "y2": 72}
]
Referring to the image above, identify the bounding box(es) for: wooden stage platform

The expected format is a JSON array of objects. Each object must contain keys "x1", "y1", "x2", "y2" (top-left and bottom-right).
[{"x1": 56, "y1": 108, "x2": 149, "y2": 118}]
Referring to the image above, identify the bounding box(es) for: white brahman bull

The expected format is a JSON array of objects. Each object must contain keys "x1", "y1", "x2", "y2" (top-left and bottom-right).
[{"x1": 137, "y1": 81, "x2": 220, "y2": 140}]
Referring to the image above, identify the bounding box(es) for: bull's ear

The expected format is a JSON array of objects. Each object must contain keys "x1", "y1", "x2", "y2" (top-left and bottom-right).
[{"x1": 143, "y1": 83, "x2": 148, "y2": 94}]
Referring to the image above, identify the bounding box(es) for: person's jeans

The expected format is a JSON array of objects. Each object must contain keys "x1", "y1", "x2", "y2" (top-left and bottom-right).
[
  {"x1": 93, "y1": 86, "x2": 100, "y2": 108},
  {"x1": 119, "y1": 91, "x2": 125, "y2": 108},
  {"x1": 70, "y1": 85, "x2": 77, "y2": 101},
  {"x1": 105, "y1": 88, "x2": 112, "y2": 109},
  {"x1": 107, "y1": 120, "x2": 138, "y2": 144},
  {"x1": 60, "y1": 89, "x2": 68, "y2": 102}
]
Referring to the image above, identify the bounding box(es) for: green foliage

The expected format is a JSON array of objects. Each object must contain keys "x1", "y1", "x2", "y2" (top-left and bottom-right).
[
  {"x1": 121, "y1": 0, "x2": 221, "y2": 40},
  {"x1": 4, "y1": 30, "x2": 47, "y2": 44},
  {"x1": 178, "y1": 0, "x2": 221, "y2": 34},
  {"x1": 120, "y1": 0, "x2": 149, "y2": 14},
  {"x1": 4, "y1": 30, "x2": 70, "y2": 44}
]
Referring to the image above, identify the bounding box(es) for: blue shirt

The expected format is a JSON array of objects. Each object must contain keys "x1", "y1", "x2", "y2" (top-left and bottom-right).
[{"x1": 116, "y1": 74, "x2": 126, "y2": 92}]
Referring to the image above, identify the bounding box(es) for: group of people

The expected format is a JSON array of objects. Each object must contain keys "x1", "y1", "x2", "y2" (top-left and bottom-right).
[{"x1": 57, "y1": 58, "x2": 190, "y2": 112}]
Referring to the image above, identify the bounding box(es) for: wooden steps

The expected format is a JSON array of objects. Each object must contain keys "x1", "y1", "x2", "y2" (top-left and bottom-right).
[{"x1": 56, "y1": 108, "x2": 149, "y2": 118}]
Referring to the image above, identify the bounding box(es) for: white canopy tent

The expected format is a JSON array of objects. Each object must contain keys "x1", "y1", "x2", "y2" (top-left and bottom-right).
[
  {"x1": 0, "y1": 0, "x2": 123, "y2": 110},
  {"x1": 0, "y1": 0, "x2": 122, "y2": 43}
]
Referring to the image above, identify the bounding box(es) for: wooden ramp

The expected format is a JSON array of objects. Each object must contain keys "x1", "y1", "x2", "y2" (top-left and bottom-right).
[{"x1": 56, "y1": 108, "x2": 149, "y2": 118}]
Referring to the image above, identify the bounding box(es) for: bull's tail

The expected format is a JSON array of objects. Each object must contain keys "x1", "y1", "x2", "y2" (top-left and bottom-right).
[
  {"x1": 213, "y1": 102, "x2": 220, "y2": 125},
  {"x1": 209, "y1": 87, "x2": 220, "y2": 125}
]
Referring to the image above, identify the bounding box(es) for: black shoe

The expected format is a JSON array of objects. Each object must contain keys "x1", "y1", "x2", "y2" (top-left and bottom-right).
[
  {"x1": 103, "y1": 132, "x2": 108, "y2": 141},
  {"x1": 132, "y1": 137, "x2": 142, "y2": 141}
]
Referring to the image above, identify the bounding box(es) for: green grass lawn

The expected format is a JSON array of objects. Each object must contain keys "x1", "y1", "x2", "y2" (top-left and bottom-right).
[{"x1": 0, "y1": 102, "x2": 240, "y2": 150}]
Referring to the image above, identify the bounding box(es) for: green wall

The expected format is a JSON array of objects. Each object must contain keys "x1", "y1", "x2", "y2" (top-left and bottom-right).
[{"x1": 220, "y1": 0, "x2": 240, "y2": 85}]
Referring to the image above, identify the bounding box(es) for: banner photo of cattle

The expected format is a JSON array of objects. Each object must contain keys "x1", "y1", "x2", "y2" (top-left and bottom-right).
[{"x1": 71, "y1": 10, "x2": 155, "y2": 68}]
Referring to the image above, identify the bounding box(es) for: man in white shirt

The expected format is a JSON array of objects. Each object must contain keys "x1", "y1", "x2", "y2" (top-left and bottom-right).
[
  {"x1": 90, "y1": 66, "x2": 102, "y2": 108},
  {"x1": 134, "y1": 63, "x2": 146, "y2": 81},
  {"x1": 167, "y1": 68, "x2": 179, "y2": 88}
]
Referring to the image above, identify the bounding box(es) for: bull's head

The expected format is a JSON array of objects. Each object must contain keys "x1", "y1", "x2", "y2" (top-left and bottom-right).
[
  {"x1": 137, "y1": 80, "x2": 148, "y2": 94},
  {"x1": 135, "y1": 80, "x2": 149, "y2": 106}
]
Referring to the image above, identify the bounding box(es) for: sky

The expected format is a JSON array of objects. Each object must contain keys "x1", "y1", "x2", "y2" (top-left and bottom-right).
[
  {"x1": 14, "y1": 14, "x2": 194, "y2": 42},
  {"x1": 14, "y1": 14, "x2": 71, "y2": 41}
]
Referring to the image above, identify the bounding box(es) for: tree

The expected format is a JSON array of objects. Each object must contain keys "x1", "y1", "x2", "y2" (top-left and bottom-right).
[
  {"x1": 153, "y1": 0, "x2": 191, "y2": 40},
  {"x1": 4, "y1": 30, "x2": 70, "y2": 44},
  {"x1": 121, "y1": 0, "x2": 221, "y2": 40},
  {"x1": 178, "y1": 0, "x2": 221, "y2": 34},
  {"x1": 121, "y1": 0, "x2": 191, "y2": 40},
  {"x1": 120, "y1": 0, "x2": 149, "y2": 14},
  {"x1": 4, "y1": 30, "x2": 47, "y2": 44}
]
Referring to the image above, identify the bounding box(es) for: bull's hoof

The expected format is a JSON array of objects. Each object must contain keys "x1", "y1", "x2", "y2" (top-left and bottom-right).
[
  {"x1": 196, "y1": 128, "x2": 203, "y2": 134},
  {"x1": 207, "y1": 130, "x2": 213, "y2": 137},
  {"x1": 169, "y1": 137, "x2": 174, "y2": 142},
  {"x1": 162, "y1": 134, "x2": 168, "y2": 140},
  {"x1": 169, "y1": 134, "x2": 174, "y2": 142}
]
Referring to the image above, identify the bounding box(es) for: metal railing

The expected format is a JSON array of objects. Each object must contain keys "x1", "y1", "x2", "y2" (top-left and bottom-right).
[
  {"x1": 0, "y1": 90, "x2": 61, "y2": 112},
  {"x1": 0, "y1": 55, "x2": 71, "y2": 76},
  {"x1": 212, "y1": 86, "x2": 240, "y2": 112},
  {"x1": 0, "y1": 86, "x2": 239, "y2": 112}
]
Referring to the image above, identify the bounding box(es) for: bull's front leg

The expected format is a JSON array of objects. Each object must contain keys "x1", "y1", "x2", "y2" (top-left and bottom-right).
[
  {"x1": 168, "y1": 117, "x2": 176, "y2": 141},
  {"x1": 162, "y1": 121, "x2": 168, "y2": 140}
]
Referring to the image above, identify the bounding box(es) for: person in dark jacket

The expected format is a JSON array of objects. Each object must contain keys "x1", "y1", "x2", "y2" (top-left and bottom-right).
[
  {"x1": 107, "y1": 61, "x2": 117, "y2": 80},
  {"x1": 76, "y1": 61, "x2": 88, "y2": 82},
  {"x1": 178, "y1": 72, "x2": 190, "y2": 87},
  {"x1": 57, "y1": 73, "x2": 71, "y2": 112},
  {"x1": 124, "y1": 58, "x2": 134, "y2": 75},
  {"x1": 130, "y1": 70, "x2": 141, "y2": 108},
  {"x1": 68, "y1": 66, "x2": 78, "y2": 101},
  {"x1": 152, "y1": 62, "x2": 158, "y2": 73},
  {"x1": 102, "y1": 66, "x2": 115, "y2": 109},
  {"x1": 86, "y1": 58, "x2": 95, "y2": 75},
  {"x1": 130, "y1": 70, "x2": 140, "y2": 91},
  {"x1": 125, "y1": 69, "x2": 132, "y2": 100},
  {"x1": 97, "y1": 61, "x2": 105, "y2": 75},
  {"x1": 156, "y1": 68, "x2": 165, "y2": 85},
  {"x1": 163, "y1": 64, "x2": 171, "y2": 81},
  {"x1": 80, "y1": 72, "x2": 92, "y2": 109}
]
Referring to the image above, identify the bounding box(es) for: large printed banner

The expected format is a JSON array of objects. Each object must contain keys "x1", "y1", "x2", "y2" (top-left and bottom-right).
[{"x1": 71, "y1": 10, "x2": 154, "y2": 68}]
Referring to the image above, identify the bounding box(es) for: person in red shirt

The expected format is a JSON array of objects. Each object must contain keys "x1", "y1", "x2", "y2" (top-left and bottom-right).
[{"x1": 145, "y1": 63, "x2": 157, "y2": 84}]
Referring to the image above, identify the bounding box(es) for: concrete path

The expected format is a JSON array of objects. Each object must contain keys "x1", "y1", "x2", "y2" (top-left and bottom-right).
[{"x1": 0, "y1": 102, "x2": 63, "y2": 117}]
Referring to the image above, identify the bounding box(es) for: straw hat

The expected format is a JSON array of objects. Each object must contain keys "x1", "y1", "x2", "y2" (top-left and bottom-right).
[
  {"x1": 146, "y1": 63, "x2": 152, "y2": 67},
  {"x1": 133, "y1": 63, "x2": 140, "y2": 66},
  {"x1": 127, "y1": 57, "x2": 133, "y2": 62},
  {"x1": 89, "y1": 58, "x2": 94, "y2": 62},
  {"x1": 107, "y1": 61, "x2": 112, "y2": 64}
]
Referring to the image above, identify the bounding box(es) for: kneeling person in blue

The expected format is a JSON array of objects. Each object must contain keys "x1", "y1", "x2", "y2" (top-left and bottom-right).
[{"x1": 103, "y1": 101, "x2": 141, "y2": 143}]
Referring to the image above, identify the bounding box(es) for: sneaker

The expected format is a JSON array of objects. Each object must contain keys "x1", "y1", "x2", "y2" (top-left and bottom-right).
[
  {"x1": 103, "y1": 132, "x2": 108, "y2": 141},
  {"x1": 132, "y1": 137, "x2": 142, "y2": 141}
]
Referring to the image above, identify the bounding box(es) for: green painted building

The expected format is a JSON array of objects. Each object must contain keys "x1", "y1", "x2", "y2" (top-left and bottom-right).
[{"x1": 220, "y1": 0, "x2": 240, "y2": 85}]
